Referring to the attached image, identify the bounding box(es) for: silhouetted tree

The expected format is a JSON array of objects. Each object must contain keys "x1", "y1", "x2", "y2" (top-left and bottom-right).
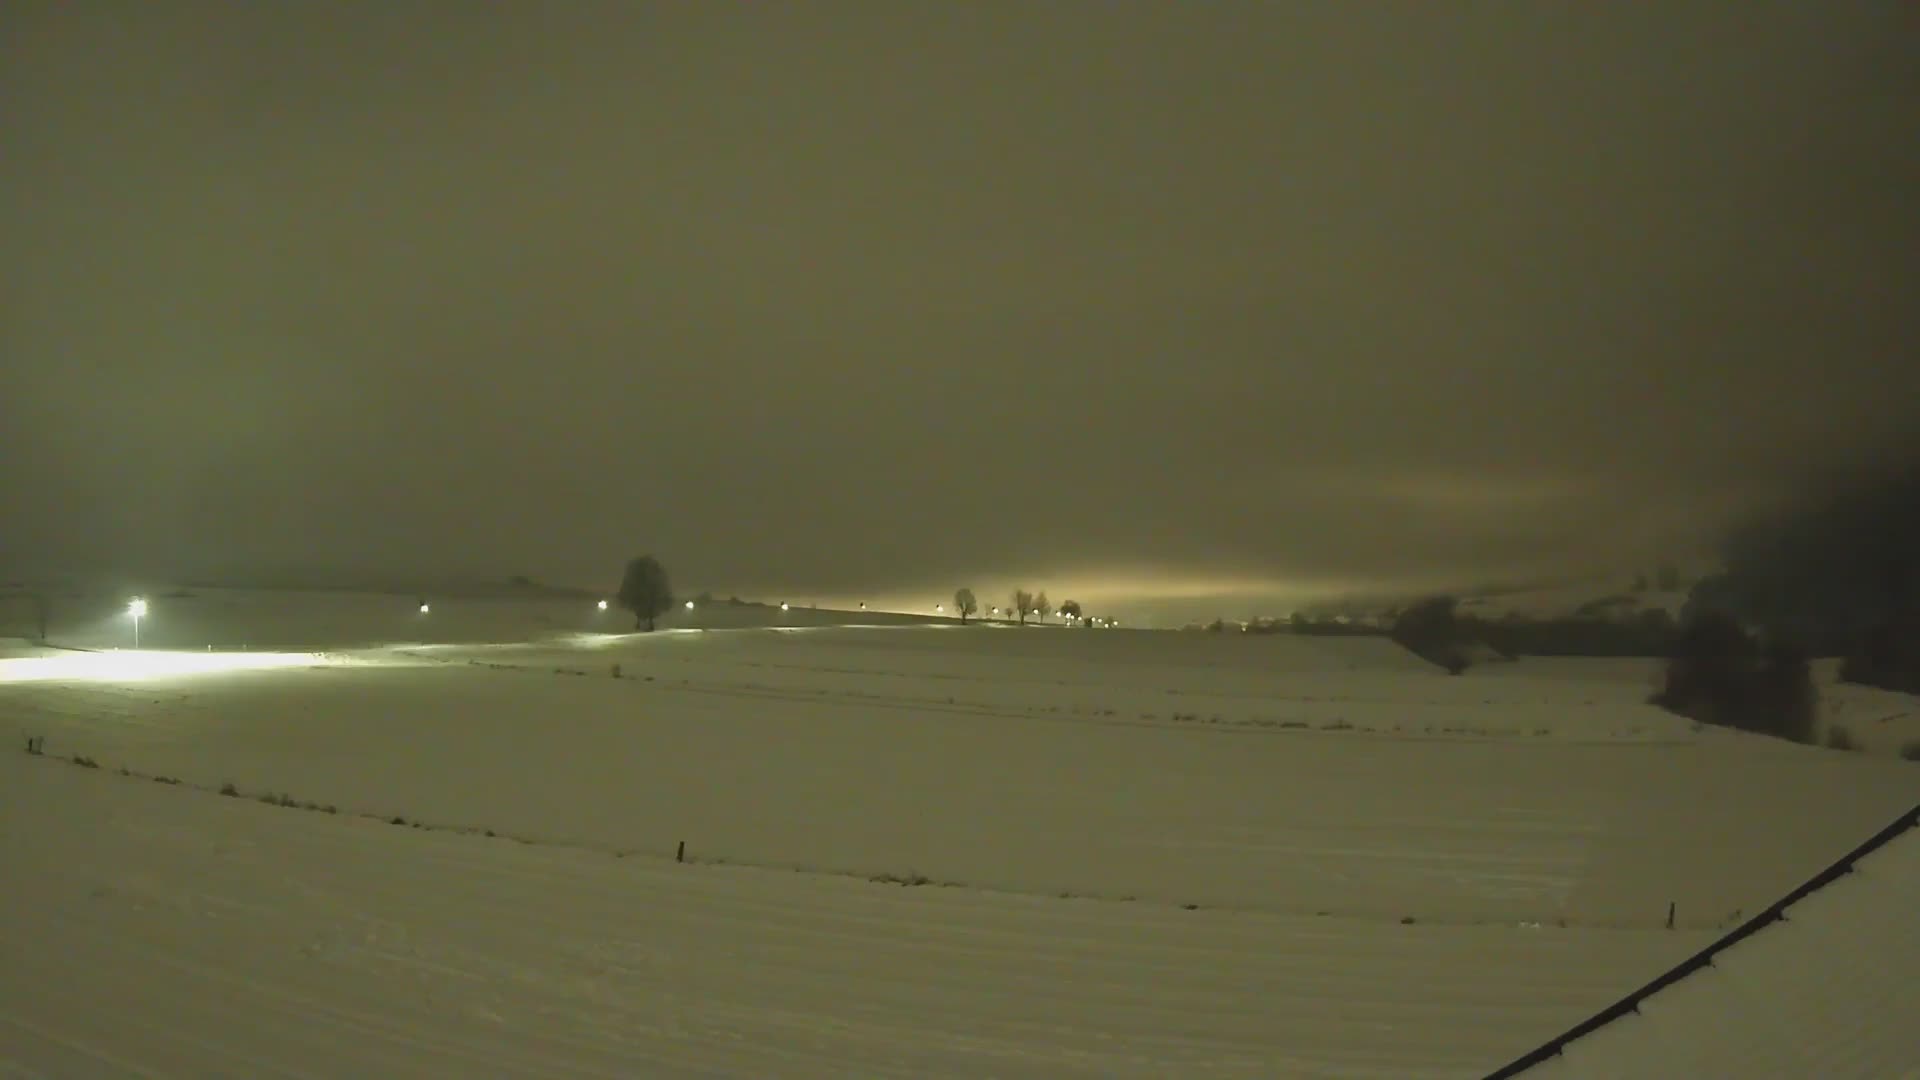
[
  {"x1": 1060, "y1": 600, "x2": 1083, "y2": 622},
  {"x1": 1011, "y1": 589, "x2": 1034, "y2": 625},
  {"x1": 1650, "y1": 613, "x2": 1816, "y2": 744},
  {"x1": 1755, "y1": 639, "x2": 1817, "y2": 745},
  {"x1": 1651, "y1": 611, "x2": 1756, "y2": 724},
  {"x1": 616, "y1": 556, "x2": 674, "y2": 632},
  {"x1": 1391, "y1": 596, "x2": 1471, "y2": 673},
  {"x1": 953, "y1": 588, "x2": 978, "y2": 624},
  {"x1": 1034, "y1": 592, "x2": 1050, "y2": 622},
  {"x1": 1656, "y1": 565, "x2": 1681, "y2": 592}
]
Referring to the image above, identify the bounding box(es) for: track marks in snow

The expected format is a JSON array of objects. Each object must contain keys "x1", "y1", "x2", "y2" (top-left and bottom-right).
[
  {"x1": 412, "y1": 646, "x2": 1680, "y2": 745},
  {"x1": 2, "y1": 754, "x2": 1702, "y2": 1078}
]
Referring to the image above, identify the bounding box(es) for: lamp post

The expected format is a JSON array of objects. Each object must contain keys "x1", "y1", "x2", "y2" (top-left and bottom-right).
[{"x1": 128, "y1": 597, "x2": 148, "y2": 649}]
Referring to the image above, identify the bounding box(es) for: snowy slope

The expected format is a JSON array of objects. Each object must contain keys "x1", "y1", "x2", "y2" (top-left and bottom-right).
[
  {"x1": 0, "y1": 749, "x2": 1706, "y2": 1079},
  {"x1": 1812, "y1": 660, "x2": 1920, "y2": 758},
  {"x1": 1454, "y1": 580, "x2": 1691, "y2": 623},
  {"x1": 1500, "y1": 808, "x2": 1920, "y2": 1079},
  {"x1": 9, "y1": 634, "x2": 1914, "y2": 928},
  {"x1": 4, "y1": 591, "x2": 1916, "y2": 1075}
]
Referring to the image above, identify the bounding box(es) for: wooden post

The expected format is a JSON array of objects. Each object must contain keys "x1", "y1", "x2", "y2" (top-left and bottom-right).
[
  {"x1": 676, "y1": 840, "x2": 686, "y2": 863},
  {"x1": 1666, "y1": 901, "x2": 1676, "y2": 929}
]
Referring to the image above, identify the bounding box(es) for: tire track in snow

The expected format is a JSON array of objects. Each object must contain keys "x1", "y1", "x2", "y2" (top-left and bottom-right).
[{"x1": 4, "y1": 753, "x2": 1701, "y2": 1078}]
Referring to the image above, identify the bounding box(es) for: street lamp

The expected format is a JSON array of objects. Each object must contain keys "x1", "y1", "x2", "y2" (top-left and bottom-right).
[
  {"x1": 935, "y1": 603, "x2": 944, "y2": 613},
  {"x1": 780, "y1": 602, "x2": 790, "y2": 611},
  {"x1": 127, "y1": 597, "x2": 148, "y2": 648},
  {"x1": 418, "y1": 602, "x2": 430, "y2": 614},
  {"x1": 685, "y1": 600, "x2": 695, "y2": 610},
  {"x1": 597, "y1": 599, "x2": 609, "y2": 611}
]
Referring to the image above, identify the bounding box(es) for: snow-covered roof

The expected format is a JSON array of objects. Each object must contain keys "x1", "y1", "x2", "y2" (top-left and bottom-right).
[{"x1": 1491, "y1": 804, "x2": 1920, "y2": 1079}]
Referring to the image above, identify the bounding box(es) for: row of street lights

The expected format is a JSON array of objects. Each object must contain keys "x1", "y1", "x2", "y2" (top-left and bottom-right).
[
  {"x1": 116, "y1": 593, "x2": 1106, "y2": 651},
  {"x1": 114, "y1": 593, "x2": 735, "y2": 651}
]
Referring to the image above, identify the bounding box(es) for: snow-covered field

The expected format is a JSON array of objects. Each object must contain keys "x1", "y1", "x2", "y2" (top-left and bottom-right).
[{"x1": 4, "y1": 588, "x2": 1916, "y2": 1076}]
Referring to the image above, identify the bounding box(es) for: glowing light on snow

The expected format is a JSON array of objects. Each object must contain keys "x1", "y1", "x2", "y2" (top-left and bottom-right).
[
  {"x1": 547, "y1": 633, "x2": 625, "y2": 649},
  {"x1": 0, "y1": 650, "x2": 333, "y2": 684}
]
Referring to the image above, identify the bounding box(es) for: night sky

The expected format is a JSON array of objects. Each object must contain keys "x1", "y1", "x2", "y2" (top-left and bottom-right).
[{"x1": 4, "y1": 3, "x2": 1915, "y2": 618}]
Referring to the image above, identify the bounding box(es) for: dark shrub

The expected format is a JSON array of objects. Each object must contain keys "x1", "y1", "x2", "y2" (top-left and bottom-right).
[
  {"x1": 1755, "y1": 640, "x2": 1817, "y2": 745},
  {"x1": 1651, "y1": 614, "x2": 1816, "y2": 744},
  {"x1": 1392, "y1": 596, "x2": 1473, "y2": 673}
]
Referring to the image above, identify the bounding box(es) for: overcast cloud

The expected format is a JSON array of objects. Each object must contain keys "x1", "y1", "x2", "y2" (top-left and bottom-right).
[{"x1": 4, "y1": 2, "x2": 1915, "y2": 618}]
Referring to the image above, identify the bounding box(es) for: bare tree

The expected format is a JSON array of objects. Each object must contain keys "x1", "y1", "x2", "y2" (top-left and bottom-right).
[
  {"x1": 1035, "y1": 591, "x2": 1050, "y2": 622},
  {"x1": 1060, "y1": 599, "x2": 1083, "y2": 623},
  {"x1": 1012, "y1": 589, "x2": 1034, "y2": 626},
  {"x1": 953, "y1": 587, "x2": 978, "y2": 624}
]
